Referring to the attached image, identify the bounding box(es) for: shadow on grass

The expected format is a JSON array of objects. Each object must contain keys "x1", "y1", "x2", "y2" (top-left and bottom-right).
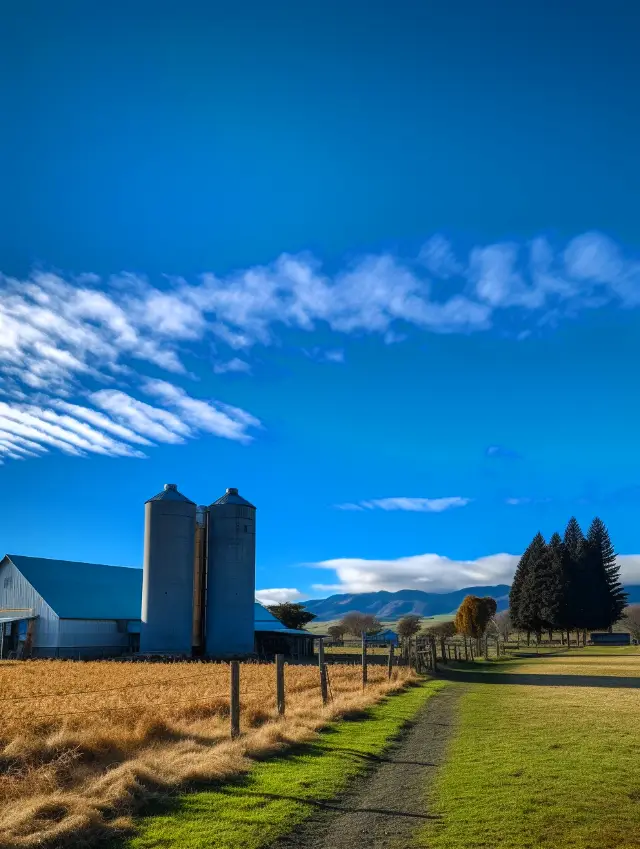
[
  {"x1": 214, "y1": 787, "x2": 442, "y2": 820},
  {"x1": 106, "y1": 696, "x2": 426, "y2": 847},
  {"x1": 439, "y1": 668, "x2": 640, "y2": 688}
]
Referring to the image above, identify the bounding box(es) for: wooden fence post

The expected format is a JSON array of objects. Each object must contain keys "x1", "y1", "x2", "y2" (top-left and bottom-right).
[
  {"x1": 230, "y1": 661, "x2": 240, "y2": 739},
  {"x1": 387, "y1": 645, "x2": 394, "y2": 680},
  {"x1": 362, "y1": 633, "x2": 368, "y2": 689},
  {"x1": 484, "y1": 636, "x2": 489, "y2": 660},
  {"x1": 318, "y1": 639, "x2": 329, "y2": 705},
  {"x1": 440, "y1": 636, "x2": 447, "y2": 664},
  {"x1": 430, "y1": 637, "x2": 438, "y2": 673},
  {"x1": 276, "y1": 653, "x2": 285, "y2": 716},
  {"x1": 470, "y1": 641, "x2": 475, "y2": 661},
  {"x1": 320, "y1": 663, "x2": 329, "y2": 705},
  {"x1": 464, "y1": 637, "x2": 469, "y2": 662}
]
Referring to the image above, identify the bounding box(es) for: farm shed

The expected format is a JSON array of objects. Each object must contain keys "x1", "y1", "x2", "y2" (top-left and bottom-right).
[
  {"x1": 254, "y1": 603, "x2": 316, "y2": 659},
  {"x1": 0, "y1": 554, "x2": 142, "y2": 659},
  {"x1": 0, "y1": 554, "x2": 315, "y2": 660},
  {"x1": 367, "y1": 628, "x2": 399, "y2": 647},
  {"x1": 590, "y1": 632, "x2": 631, "y2": 645}
]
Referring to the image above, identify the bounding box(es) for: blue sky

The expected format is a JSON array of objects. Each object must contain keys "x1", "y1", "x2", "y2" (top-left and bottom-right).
[{"x1": 2, "y1": 0, "x2": 640, "y2": 602}]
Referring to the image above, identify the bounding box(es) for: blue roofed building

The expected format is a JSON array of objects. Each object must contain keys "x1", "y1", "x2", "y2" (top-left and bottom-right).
[{"x1": 0, "y1": 554, "x2": 315, "y2": 659}]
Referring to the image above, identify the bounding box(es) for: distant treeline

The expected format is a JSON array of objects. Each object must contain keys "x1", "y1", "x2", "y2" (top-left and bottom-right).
[{"x1": 509, "y1": 516, "x2": 627, "y2": 638}]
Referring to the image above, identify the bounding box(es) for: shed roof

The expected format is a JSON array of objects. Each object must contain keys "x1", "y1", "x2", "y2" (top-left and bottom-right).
[
  {"x1": 3, "y1": 555, "x2": 143, "y2": 620},
  {"x1": 253, "y1": 602, "x2": 314, "y2": 636}
]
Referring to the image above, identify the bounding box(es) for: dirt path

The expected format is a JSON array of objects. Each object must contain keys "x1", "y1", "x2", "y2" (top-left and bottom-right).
[{"x1": 271, "y1": 683, "x2": 464, "y2": 849}]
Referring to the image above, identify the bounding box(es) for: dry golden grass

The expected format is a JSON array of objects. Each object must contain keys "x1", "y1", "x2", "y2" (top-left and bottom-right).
[{"x1": 0, "y1": 659, "x2": 415, "y2": 848}]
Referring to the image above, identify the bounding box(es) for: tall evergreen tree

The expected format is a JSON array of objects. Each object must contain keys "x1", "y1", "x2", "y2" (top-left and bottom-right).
[
  {"x1": 586, "y1": 517, "x2": 628, "y2": 629},
  {"x1": 538, "y1": 532, "x2": 568, "y2": 634},
  {"x1": 563, "y1": 516, "x2": 587, "y2": 632},
  {"x1": 513, "y1": 532, "x2": 547, "y2": 636},
  {"x1": 510, "y1": 534, "x2": 540, "y2": 628}
]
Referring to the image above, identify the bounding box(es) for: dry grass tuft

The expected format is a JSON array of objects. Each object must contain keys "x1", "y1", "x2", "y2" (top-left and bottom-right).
[{"x1": 0, "y1": 660, "x2": 415, "y2": 847}]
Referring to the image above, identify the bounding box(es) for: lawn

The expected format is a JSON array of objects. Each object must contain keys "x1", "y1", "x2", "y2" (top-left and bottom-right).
[
  {"x1": 125, "y1": 680, "x2": 445, "y2": 849},
  {"x1": 420, "y1": 647, "x2": 640, "y2": 849}
]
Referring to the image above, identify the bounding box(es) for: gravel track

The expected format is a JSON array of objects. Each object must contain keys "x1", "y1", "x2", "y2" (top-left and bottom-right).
[{"x1": 270, "y1": 683, "x2": 464, "y2": 849}]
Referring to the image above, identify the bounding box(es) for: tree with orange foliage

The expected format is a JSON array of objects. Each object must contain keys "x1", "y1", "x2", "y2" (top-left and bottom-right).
[{"x1": 455, "y1": 595, "x2": 498, "y2": 654}]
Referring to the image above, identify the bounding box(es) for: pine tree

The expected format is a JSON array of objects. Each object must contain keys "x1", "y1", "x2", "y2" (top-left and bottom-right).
[
  {"x1": 563, "y1": 516, "x2": 586, "y2": 637},
  {"x1": 514, "y1": 532, "x2": 547, "y2": 637},
  {"x1": 586, "y1": 517, "x2": 628, "y2": 629},
  {"x1": 538, "y1": 532, "x2": 567, "y2": 633},
  {"x1": 510, "y1": 533, "x2": 543, "y2": 629}
]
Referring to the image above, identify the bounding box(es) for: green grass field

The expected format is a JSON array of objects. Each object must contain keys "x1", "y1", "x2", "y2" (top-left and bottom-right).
[
  {"x1": 125, "y1": 680, "x2": 445, "y2": 849},
  {"x1": 420, "y1": 647, "x2": 640, "y2": 849}
]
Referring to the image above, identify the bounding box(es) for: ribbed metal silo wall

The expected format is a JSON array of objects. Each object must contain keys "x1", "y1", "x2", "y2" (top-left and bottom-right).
[
  {"x1": 204, "y1": 500, "x2": 256, "y2": 657},
  {"x1": 141, "y1": 488, "x2": 196, "y2": 654}
]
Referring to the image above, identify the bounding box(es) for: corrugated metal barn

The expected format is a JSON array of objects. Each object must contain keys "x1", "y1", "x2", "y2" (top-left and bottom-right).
[
  {"x1": 0, "y1": 554, "x2": 315, "y2": 659},
  {"x1": 0, "y1": 555, "x2": 142, "y2": 658}
]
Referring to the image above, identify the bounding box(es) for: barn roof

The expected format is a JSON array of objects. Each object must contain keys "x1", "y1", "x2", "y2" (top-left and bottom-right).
[
  {"x1": 2, "y1": 554, "x2": 313, "y2": 634},
  {"x1": 3, "y1": 555, "x2": 143, "y2": 620}
]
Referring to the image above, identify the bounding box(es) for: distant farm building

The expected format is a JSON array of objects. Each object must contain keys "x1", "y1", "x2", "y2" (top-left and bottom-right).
[
  {"x1": 590, "y1": 632, "x2": 631, "y2": 646},
  {"x1": 368, "y1": 628, "x2": 399, "y2": 646}
]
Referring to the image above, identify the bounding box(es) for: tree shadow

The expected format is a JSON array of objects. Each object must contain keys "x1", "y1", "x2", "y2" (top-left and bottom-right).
[
  {"x1": 439, "y1": 669, "x2": 640, "y2": 688},
  {"x1": 328, "y1": 747, "x2": 439, "y2": 767},
  {"x1": 216, "y1": 787, "x2": 442, "y2": 820},
  {"x1": 104, "y1": 700, "x2": 421, "y2": 847}
]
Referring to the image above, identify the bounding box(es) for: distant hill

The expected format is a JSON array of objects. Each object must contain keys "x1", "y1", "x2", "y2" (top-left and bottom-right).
[
  {"x1": 303, "y1": 586, "x2": 511, "y2": 622},
  {"x1": 303, "y1": 585, "x2": 640, "y2": 622}
]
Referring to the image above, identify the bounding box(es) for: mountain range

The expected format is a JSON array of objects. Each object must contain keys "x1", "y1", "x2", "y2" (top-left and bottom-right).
[{"x1": 303, "y1": 585, "x2": 640, "y2": 622}]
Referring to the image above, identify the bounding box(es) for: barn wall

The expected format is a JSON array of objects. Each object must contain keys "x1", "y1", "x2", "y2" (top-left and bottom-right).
[
  {"x1": 0, "y1": 558, "x2": 60, "y2": 648},
  {"x1": 58, "y1": 619, "x2": 130, "y2": 657}
]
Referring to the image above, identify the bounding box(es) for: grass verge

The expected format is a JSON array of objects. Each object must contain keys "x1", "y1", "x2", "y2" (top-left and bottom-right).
[
  {"x1": 420, "y1": 648, "x2": 640, "y2": 849},
  {"x1": 125, "y1": 679, "x2": 445, "y2": 849}
]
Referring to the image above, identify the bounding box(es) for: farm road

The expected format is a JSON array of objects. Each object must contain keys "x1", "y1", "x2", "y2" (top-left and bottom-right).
[{"x1": 271, "y1": 684, "x2": 464, "y2": 849}]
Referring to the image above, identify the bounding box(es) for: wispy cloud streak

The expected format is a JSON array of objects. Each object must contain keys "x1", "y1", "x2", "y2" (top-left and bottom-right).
[
  {"x1": 1, "y1": 230, "x2": 638, "y2": 464},
  {"x1": 335, "y1": 497, "x2": 471, "y2": 513}
]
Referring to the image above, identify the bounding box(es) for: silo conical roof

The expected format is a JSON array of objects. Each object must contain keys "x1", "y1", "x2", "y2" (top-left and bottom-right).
[
  {"x1": 210, "y1": 487, "x2": 256, "y2": 508},
  {"x1": 146, "y1": 483, "x2": 196, "y2": 504}
]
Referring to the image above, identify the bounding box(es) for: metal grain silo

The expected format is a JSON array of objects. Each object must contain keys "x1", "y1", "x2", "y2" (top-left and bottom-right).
[
  {"x1": 204, "y1": 487, "x2": 256, "y2": 658},
  {"x1": 141, "y1": 484, "x2": 196, "y2": 655}
]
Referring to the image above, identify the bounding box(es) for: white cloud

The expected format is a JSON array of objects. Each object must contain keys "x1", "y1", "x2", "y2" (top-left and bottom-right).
[
  {"x1": 303, "y1": 347, "x2": 345, "y2": 363},
  {"x1": 617, "y1": 556, "x2": 640, "y2": 585},
  {"x1": 418, "y1": 235, "x2": 464, "y2": 278},
  {"x1": 311, "y1": 551, "x2": 640, "y2": 595},
  {"x1": 142, "y1": 380, "x2": 260, "y2": 443},
  {"x1": 323, "y1": 349, "x2": 344, "y2": 363},
  {"x1": 255, "y1": 588, "x2": 306, "y2": 606},
  {"x1": 2, "y1": 229, "x2": 640, "y2": 466},
  {"x1": 336, "y1": 497, "x2": 470, "y2": 513},
  {"x1": 54, "y1": 401, "x2": 154, "y2": 446},
  {"x1": 505, "y1": 497, "x2": 531, "y2": 506},
  {"x1": 312, "y1": 552, "x2": 520, "y2": 594},
  {"x1": 91, "y1": 390, "x2": 191, "y2": 444},
  {"x1": 0, "y1": 402, "x2": 146, "y2": 458},
  {"x1": 213, "y1": 358, "x2": 252, "y2": 374}
]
